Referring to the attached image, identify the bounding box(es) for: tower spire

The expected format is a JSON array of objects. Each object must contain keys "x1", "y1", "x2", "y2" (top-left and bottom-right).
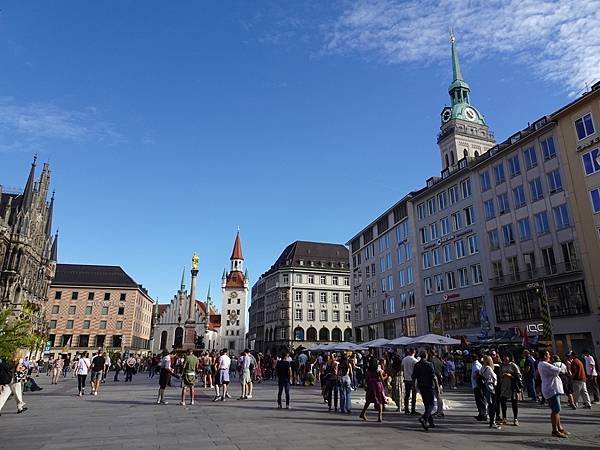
[
  {"x1": 22, "y1": 155, "x2": 37, "y2": 210},
  {"x1": 50, "y1": 230, "x2": 58, "y2": 262},
  {"x1": 230, "y1": 230, "x2": 244, "y2": 261},
  {"x1": 180, "y1": 267, "x2": 186, "y2": 290},
  {"x1": 450, "y1": 30, "x2": 463, "y2": 83},
  {"x1": 44, "y1": 190, "x2": 54, "y2": 236}
]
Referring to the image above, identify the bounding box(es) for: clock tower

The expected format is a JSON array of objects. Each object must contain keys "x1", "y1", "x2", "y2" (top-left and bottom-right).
[
  {"x1": 438, "y1": 33, "x2": 495, "y2": 171},
  {"x1": 220, "y1": 230, "x2": 249, "y2": 354}
]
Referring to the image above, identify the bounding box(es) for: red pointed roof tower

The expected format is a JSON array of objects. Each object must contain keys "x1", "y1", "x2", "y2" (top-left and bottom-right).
[{"x1": 224, "y1": 230, "x2": 247, "y2": 288}]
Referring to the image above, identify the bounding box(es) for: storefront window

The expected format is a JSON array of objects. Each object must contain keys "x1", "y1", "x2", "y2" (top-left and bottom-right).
[
  {"x1": 427, "y1": 297, "x2": 482, "y2": 332},
  {"x1": 494, "y1": 280, "x2": 589, "y2": 323}
]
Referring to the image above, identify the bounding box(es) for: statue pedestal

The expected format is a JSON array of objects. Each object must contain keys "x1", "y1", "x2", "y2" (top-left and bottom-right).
[{"x1": 183, "y1": 321, "x2": 196, "y2": 350}]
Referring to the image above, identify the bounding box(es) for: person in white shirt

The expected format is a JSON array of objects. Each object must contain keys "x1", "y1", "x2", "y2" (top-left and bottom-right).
[
  {"x1": 214, "y1": 349, "x2": 231, "y2": 402},
  {"x1": 582, "y1": 350, "x2": 599, "y2": 403},
  {"x1": 156, "y1": 351, "x2": 174, "y2": 405},
  {"x1": 238, "y1": 350, "x2": 252, "y2": 400},
  {"x1": 538, "y1": 350, "x2": 569, "y2": 438},
  {"x1": 75, "y1": 352, "x2": 91, "y2": 396},
  {"x1": 401, "y1": 348, "x2": 418, "y2": 414},
  {"x1": 471, "y1": 353, "x2": 487, "y2": 421}
]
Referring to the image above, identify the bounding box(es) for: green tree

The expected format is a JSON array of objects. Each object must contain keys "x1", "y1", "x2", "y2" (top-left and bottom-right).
[{"x1": 0, "y1": 308, "x2": 36, "y2": 360}]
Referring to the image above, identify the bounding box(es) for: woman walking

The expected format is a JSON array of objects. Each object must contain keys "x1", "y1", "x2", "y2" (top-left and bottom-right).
[
  {"x1": 0, "y1": 351, "x2": 28, "y2": 415},
  {"x1": 360, "y1": 357, "x2": 385, "y2": 422},
  {"x1": 338, "y1": 354, "x2": 353, "y2": 414},
  {"x1": 499, "y1": 353, "x2": 521, "y2": 426},
  {"x1": 75, "y1": 352, "x2": 91, "y2": 396},
  {"x1": 51, "y1": 355, "x2": 63, "y2": 385},
  {"x1": 481, "y1": 355, "x2": 501, "y2": 429}
]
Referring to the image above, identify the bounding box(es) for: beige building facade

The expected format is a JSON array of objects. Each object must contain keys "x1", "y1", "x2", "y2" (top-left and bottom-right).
[
  {"x1": 46, "y1": 264, "x2": 154, "y2": 356},
  {"x1": 249, "y1": 241, "x2": 351, "y2": 353}
]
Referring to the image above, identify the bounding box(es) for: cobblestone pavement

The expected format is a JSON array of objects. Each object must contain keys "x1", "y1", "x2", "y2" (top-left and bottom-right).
[{"x1": 1, "y1": 372, "x2": 599, "y2": 449}]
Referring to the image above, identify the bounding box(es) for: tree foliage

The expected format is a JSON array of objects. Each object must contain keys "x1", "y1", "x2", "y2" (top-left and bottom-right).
[{"x1": 0, "y1": 308, "x2": 37, "y2": 360}]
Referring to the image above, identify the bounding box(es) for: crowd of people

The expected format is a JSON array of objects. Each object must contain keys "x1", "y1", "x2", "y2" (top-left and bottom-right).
[{"x1": 1, "y1": 343, "x2": 598, "y2": 440}]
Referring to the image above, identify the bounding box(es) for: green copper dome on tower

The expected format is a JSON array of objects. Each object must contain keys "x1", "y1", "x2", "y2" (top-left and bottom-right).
[{"x1": 441, "y1": 33, "x2": 486, "y2": 126}]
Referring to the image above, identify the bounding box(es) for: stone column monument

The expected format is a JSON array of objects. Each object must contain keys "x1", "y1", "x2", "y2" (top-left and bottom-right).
[{"x1": 184, "y1": 253, "x2": 199, "y2": 350}]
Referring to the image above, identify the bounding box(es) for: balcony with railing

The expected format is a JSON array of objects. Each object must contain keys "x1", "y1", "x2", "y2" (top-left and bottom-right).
[{"x1": 489, "y1": 260, "x2": 581, "y2": 289}]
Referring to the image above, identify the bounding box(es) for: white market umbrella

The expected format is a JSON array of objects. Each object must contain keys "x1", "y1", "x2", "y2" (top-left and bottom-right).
[
  {"x1": 388, "y1": 336, "x2": 413, "y2": 346},
  {"x1": 329, "y1": 342, "x2": 360, "y2": 352},
  {"x1": 407, "y1": 334, "x2": 461, "y2": 345},
  {"x1": 361, "y1": 338, "x2": 392, "y2": 348}
]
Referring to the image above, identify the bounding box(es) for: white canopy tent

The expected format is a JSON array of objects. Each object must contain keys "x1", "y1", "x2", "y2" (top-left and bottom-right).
[
  {"x1": 360, "y1": 338, "x2": 392, "y2": 348},
  {"x1": 406, "y1": 334, "x2": 461, "y2": 346}
]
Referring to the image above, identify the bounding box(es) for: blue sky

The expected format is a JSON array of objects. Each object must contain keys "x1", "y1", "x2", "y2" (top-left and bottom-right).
[{"x1": 1, "y1": 1, "x2": 599, "y2": 308}]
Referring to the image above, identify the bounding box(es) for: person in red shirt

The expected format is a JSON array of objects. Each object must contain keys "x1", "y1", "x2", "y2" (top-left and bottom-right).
[{"x1": 567, "y1": 351, "x2": 591, "y2": 408}]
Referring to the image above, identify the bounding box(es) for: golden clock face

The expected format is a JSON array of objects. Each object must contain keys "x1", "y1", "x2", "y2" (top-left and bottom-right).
[
  {"x1": 229, "y1": 311, "x2": 238, "y2": 321},
  {"x1": 231, "y1": 292, "x2": 238, "y2": 298}
]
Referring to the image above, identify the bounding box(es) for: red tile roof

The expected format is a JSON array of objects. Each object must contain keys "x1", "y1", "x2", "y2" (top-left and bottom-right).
[{"x1": 230, "y1": 231, "x2": 244, "y2": 260}]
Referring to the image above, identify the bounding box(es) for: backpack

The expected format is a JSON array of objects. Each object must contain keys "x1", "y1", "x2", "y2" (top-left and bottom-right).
[{"x1": 0, "y1": 361, "x2": 15, "y2": 385}]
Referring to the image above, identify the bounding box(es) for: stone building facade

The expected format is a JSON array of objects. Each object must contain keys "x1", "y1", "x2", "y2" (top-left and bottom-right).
[
  {"x1": 47, "y1": 264, "x2": 154, "y2": 356},
  {"x1": 249, "y1": 241, "x2": 351, "y2": 353},
  {"x1": 348, "y1": 36, "x2": 600, "y2": 355},
  {"x1": 151, "y1": 272, "x2": 220, "y2": 354},
  {"x1": 1, "y1": 158, "x2": 57, "y2": 339}
]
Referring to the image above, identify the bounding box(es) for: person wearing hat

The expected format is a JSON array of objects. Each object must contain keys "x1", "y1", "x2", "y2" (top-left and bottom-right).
[{"x1": 567, "y1": 351, "x2": 591, "y2": 408}]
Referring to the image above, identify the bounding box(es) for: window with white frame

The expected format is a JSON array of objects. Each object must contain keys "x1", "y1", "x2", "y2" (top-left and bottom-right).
[
  {"x1": 320, "y1": 292, "x2": 327, "y2": 303},
  {"x1": 455, "y1": 239, "x2": 466, "y2": 258},
  {"x1": 464, "y1": 205, "x2": 475, "y2": 225},
  {"x1": 438, "y1": 191, "x2": 448, "y2": 210},
  {"x1": 458, "y1": 267, "x2": 469, "y2": 287},
  {"x1": 295, "y1": 291, "x2": 303, "y2": 301},
  {"x1": 592, "y1": 188, "x2": 600, "y2": 213},
  {"x1": 424, "y1": 277, "x2": 433, "y2": 295},
  {"x1": 449, "y1": 185, "x2": 459, "y2": 204},
  {"x1": 319, "y1": 310, "x2": 328, "y2": 321},
  {"x1": 553, "y1": 204, "x2": 570, "y2": 230},
  {"x1": 408, "y1": 291, "x2": 415, "y2": 309},
  {"x1": 294, "y1": 309, "x2": 302, "y2": 320},
  {"x1": 524, "y1": 146, "x2": 537, "y2": 169},
  {"x1": 547, "y1": 169, "x2": 563, "y2": 194},
  {"x1": 443, "y1": 244, "x2": 454, "y2": 262},
  {"x1": 541, "y1": 136, "x2": 557, "y2": 160},
  {"x1": 461, "y1": 178, "x2": 472, "y2": 198},
  {"x1": 344, "y1": 293, "x2": 350, "y2": 304},
  {"x1": 434, "y1": 274, "x2": 445, "y2": 292},
  {"x1": 470, "y1": 264, "x2": 483, "y2": 284},
  {"x1": 508, "y1": 155, "x2": 521, "y2": 178},
  {"x1": 582, "y1": 148, "x2": 600, "y2": 176},
  {"x1": 446, "y1": 271, "x2": 456, "y2": 290},
  {"x1": 427, "y1": 197, "x2": 437, "y2": 215},
  {"x1": 308, "y1": 291, "x2": 315, "y2": 302},
  {"x1": 513, "y1": 185, "x2": 526, "y2": 209},
  {"x1": 467, "y1": 235, "x2": 479, "y2": 254},
  {"x1": 441, "y1": 217, "x2": 450, "y2": 235},
  {"x1": 575, "y1": 113, "x2": 595, "y2": 140},
  {"x1": 480, "y1": 171, "x2": 491, "y2": 191}
]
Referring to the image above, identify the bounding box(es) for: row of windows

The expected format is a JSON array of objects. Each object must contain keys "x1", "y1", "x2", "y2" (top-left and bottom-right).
[
  {"x1": 50, "y1": 305, "x2": 125, "y2": 316},
  {"x1": 49, "y1": 334, "x2": 123, "y2": 349},
  {"x1": 491, "y1": 242, "x2": 577, "y2": 281},
  {"x1": 487, "y1": 205, "x2": 570, "y2": 250},
  {"x1": 293, "y1": 291, "x2": 351, "y2": 303},
  {"x1": 54, "y1": 291, "x2": 127, "y2": 302},
  {"x1": 422, "y1": 235, "x2": 479, "y2": 270},
  {"x1": 483, "y1": 171, "x2": 563, "y2": 221},
  {"x1": 381, "y1": 290, "x2": 416, "y2": 316},
  {"x1": 293, "y1": 309, "x2": 351, "y2": 322},
  {"x1": 289, "y1": 274, "x2": 350, "y2": 286},
  {"x1": 480, "y1": 137, "x2": 557, "y2": 192},
  {"x1": 417, "y1": 178, "x2": 472, "y2": 220},
  {"x1": 424, "y1": 264, "x2": 483, "y2": 294},
  {"x1": 420, "y1": 206, "x2": 475, "y2": 244},
  {"x1": 48, "y1": 319, "x2": 123, "y2": 330}
]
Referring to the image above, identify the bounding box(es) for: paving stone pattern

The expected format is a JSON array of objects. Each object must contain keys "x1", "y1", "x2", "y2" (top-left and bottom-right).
[{"x1": 1, "y1": 373, "x2": 599, "y2": 449}]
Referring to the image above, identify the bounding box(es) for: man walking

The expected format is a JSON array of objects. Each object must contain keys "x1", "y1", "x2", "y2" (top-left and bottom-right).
[
  {"x1": 582, "y1": 350, "x2": 599, "y2": 403},
  {"x1": 181, "y1": 349, "x2": 199, "y2": 406},
  {"x1": 90, "y1": 352, "x2": 105, "y2": 396},
  {"x1": 523, "y1": 350, "x2": 537, "y2": 401},
  {"x1": 276, "y1": 351, "x2": 292, "y2": 409},
  {"x1": 238, "y1": 350, "x2": 252, "y2": 400},
  {"x1": 102, "y1": 352, "x2": 111, "y2": 384},
  {"x1": 401, "y1": 348, "x2": 418, "y2": 415},
  {"x1": 568, "y1": 351, "x2": 592, "y2": 408},
  {"x1": 214, "y1": 349, "x2": 231, "y2": 402},
  {"x1": 471, "y1": 353, "x2": 487, "y2": 421},
  {"x1": 413, "y1": 350, "x2": 439, "y2": 431},
  {"x1": 125, "y1": 355, "x2": 136, "y2": 382},
  {"x1": 157, "y1": 350, "x2": 175, "y2": 405}
]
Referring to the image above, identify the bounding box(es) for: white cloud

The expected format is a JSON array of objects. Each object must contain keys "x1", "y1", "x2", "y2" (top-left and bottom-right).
[
  {"x1": 326, "y1": 0, "x2": 600, "y2": 93},
  {"x1": 0, "y1": 97, "x2": 121, "y2": 152}
]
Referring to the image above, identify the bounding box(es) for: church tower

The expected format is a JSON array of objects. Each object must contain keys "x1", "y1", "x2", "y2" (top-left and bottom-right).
[
  {"x1": 438, "y1": 33, "x2": 495, "y2": 171},
  {"x1": 220, "y1": 230, "x2": 249, "y2": 353}
]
